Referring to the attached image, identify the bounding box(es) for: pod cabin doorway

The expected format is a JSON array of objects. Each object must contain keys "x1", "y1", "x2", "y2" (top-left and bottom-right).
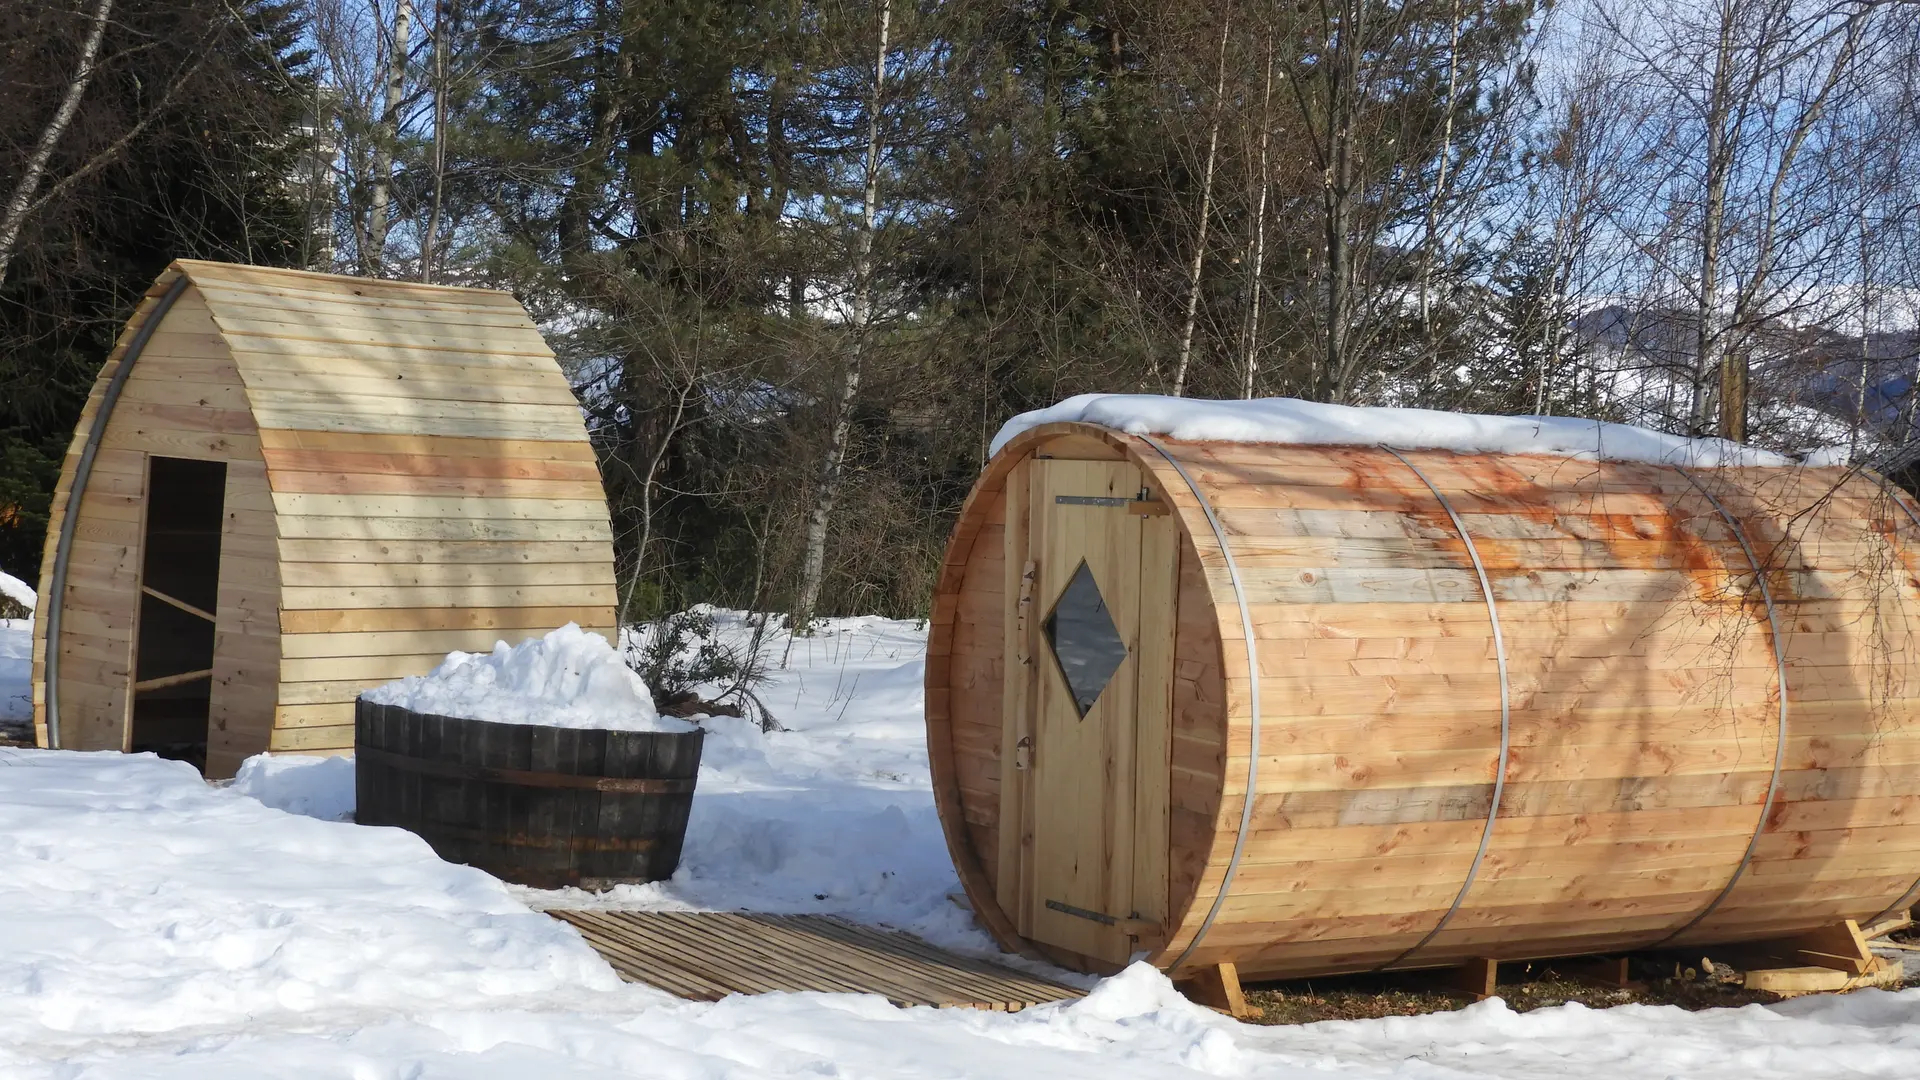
[
  {"x1": 130, "y1": 455, "x2": 227, "y2": 770},
  {"x1": 999, "y1": 455, "x2": 1179, "y2": 968}
]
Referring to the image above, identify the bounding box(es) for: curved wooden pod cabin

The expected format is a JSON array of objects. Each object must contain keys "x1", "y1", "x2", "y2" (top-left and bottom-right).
[
  {"x1": 926, "y1": 421, "x2": 1920, "y2": 982},
  {"x1": 32, "y1": 260, "x2": 614, "y2": 779}
]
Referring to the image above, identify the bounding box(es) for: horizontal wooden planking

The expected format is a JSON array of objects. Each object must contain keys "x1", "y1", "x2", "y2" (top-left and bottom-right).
[
  {"x1": 236, "y1": 370, "x2": 578, "y2": 408},
  {"x1": 116, "y1": 373, "x2": 253, "y2": 411},
  {"x1": 1236, "y1": 746, "x2": 1782, "y2": 795},
  {"x1": 212, "y1": 310, "x2": 546, "y2": 350},
  {"x1": 279, "y1": 652, "x2": 470, "y2": 682},
  {"x1": 277, "y1": 537, "x2": 613, "y2": 565},
  {"x1": 269, "y1": 724, "x2": 356, "y2": 752},
  {"x1": 271, "y1": 492, "x2": 608, "y2": 522},
  {"x1": 1249, "y1": 634, "x2": 1780, "y2": 679},
  {"x1": 99, "y1": 401, "x2": 258, "y2": 438},
  {"x1": 280, "y1": 625, "x2": 576, "y2": 659},
  {"x1": 278, "y1": 561, "x2": 612, "y2": 589},
  {"x1": 230, "y1": 350, "x2": 569, "y2": 392},
  {"x1": 1206, "y1": 564, "x2": 1750, "y2": 606},
  {"x1": 280, "y1": 582, "x2": 616, "y2": 611},
  {"x1": 258, "y1": 427, "x2": 594, "y2": 461},
  {"x1": 275, "y1": 702, "x2": 355, "y2": 729},
  {"x1": 221, "y1": 336, "x2": 559, "y2": 379},
  {"x1": 1258, "y1": 625, "x2": 1781, "y2": 662},
  {"x1": 213, "y1": 316, "x2": 551, "y2": 358},
  {"x1": 1194, "y1": 480, "x2": 1688, "y2": 520},
  {"x1": 276, "y1": 515, "x2": 612, "y2": 542},
  {"x1": 182, "y1": 260, "x2": 517, "y2": 301},
  {"x1": 280, "y1": 604, "x2": 614, "y2": 634},
  {"x1": 252, "y1": 407, "x2": 585, "y2": 442},
  {"x1": 278, "y1": 678, "x2": 394, "y2": 705},
  {"x1": 262, "y1": 447, "x2": 599, "y2": 485},
  {"x1": 267, "y1": 469, "x2": 606, "y2": 502},
  {"x1": 1245, "y1": 708, "x2": 1783, "y2": 757},
  {"x1": 195, "y1": 282, "x2": 537, "y2": 326},
  {"x1": 1197, "y1": 535, "x2": 1752, "y2": 572},
  {"x1": 250, "y1": 390, "x2": 585, "y2": 428},
  {"x1": 190, "y1": 296, "x2": 543, "y2": 342}
]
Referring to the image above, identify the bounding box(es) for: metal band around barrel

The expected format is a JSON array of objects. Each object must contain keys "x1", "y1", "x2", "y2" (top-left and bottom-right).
[
  {"x1": 1649, "y1": 464, "x2": 1790, "y2": 948},
  {"x1": 356, "y1": 746, "x2": 699, "y2": 794},
  {"x1": 1374, "y1": 446, "x2": 1512, "y2": 971},
  {"x1": 1864, "y1": 471, "x2": 1920, "y2": 926},
  {"x1": 1135, "y1": 433, "x2": 1261, "y2": 974},
  {"x1": 43, "y1": 273, "x2": 192, "y2": 749}
]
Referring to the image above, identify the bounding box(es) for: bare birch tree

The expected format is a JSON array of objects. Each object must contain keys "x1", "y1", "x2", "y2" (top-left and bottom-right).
[
  {"x1": 419, "y1": 0, "x2": 449, "y2": 283},
  {"x1": 1172, "y1": 19, "x2": 1230, "y2": 399},
  {"x1": 1590, "y1": 0, "x2": 1875, "y2": 439},
  {"x1": 793, "y1": 0, "x2": 890, "y2": 631},
  {"x1": 361, "y1": 0, "x2": 413, "y2": 275},
  {"x1": 1240, "y1": 39, "x2": 1275, "y2": 400},
  {"x1": 0, "y1": 0, "x2": 115, "y2": 281}
]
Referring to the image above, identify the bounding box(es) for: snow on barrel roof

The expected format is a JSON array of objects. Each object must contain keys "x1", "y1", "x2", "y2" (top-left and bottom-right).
[{"x1": 991, "y1": 394, "x2": 1793, "y2": 467}]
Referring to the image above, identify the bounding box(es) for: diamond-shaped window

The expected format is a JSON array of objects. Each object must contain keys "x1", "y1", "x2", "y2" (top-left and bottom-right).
[{"x1": 1044, "y1": 561, "x2": 1129, "y2": 717}]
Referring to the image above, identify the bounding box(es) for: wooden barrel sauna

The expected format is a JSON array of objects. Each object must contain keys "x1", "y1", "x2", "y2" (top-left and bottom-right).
[
  {"x1": 355, "y1": 698, "x2": 703, "y2": 888},
  {"x1": 925, "y1": 421, "x2": 1920, "y2": 982}
]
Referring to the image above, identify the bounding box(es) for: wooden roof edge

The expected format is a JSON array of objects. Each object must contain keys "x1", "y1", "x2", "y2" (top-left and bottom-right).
[{"x1": 167, "y1": 258, "x2": 524, "y2": 304}]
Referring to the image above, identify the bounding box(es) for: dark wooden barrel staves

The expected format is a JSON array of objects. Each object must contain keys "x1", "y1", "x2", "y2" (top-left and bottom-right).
[{"x1": 354, "y1": 697, "x2": 703, "y2": 889}]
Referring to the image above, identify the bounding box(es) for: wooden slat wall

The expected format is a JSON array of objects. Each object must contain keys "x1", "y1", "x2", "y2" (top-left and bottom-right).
[
  {"x1": 205, "y1": 458, "x2": 282, "y2": 778},
  {"x1": 1137, "y1": 443, "x2": 1920, "y2": 980},
  {"x1": 32, "y1": 276, "x2": 277, "y2": 761},
  {"x1": 179, "y1": 261, "x2": 616, "y2": 757},
  {"x1": 948, "y1": 490, "x2": 1005, "y2": 872}
]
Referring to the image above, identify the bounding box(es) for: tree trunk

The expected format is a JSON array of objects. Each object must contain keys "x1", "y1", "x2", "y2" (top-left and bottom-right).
[
  {"x1": 0, "y1": 0, "x2": 115, "y2": 283},
  {"x1": 1417, "y1": 0, "x2": 1463, "y2": 372},
  {"x1": 1720, "y1": 12, "x2": 1861, "y2": 443},
  {"x1": 1172, "y1": 20, "x2": 1230, "y2": 399},
  {"x1": 1690, "y1": 11, "x2": 1735, "y2": 437},
  {"x1": 1240, "y1": 41, "x2": 1274, "y2": 400},
  {"x1": 793, "y1": 0, "x2": 889, "y2": 632},
  {"x1": 364, "y1": 0, "x2": 413, "y2": 276},
  {"x1": 420, "y1": 0, "x2": 449, "y2": 283},
  {"x1": 1321, "y1": 0, "x2": 1364, "y2": 404}
]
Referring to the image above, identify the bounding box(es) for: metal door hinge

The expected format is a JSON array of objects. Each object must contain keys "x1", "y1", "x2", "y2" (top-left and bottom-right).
[
  {"x1": 1046, "y1": 899, "x2": 1161, "y2": 938},
  {"x1": 1054, "y1": 494, "x2": 1167, "y2": 516}
]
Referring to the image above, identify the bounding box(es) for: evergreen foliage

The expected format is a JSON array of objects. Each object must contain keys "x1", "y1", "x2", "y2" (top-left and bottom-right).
[{"x1": 0, "y1": 0, "x2": 315, "y2": 572}]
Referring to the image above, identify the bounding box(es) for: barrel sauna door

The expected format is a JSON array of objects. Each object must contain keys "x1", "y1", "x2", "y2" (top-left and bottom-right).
[{"x1": 1009, "y1": 457, "x2": 1177, "y2": 967}]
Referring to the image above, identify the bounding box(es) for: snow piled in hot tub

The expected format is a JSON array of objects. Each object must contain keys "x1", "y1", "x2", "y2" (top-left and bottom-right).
[
  {"x1": 363, "y1": 623, "x2": 694, "y2": 733},
  {"x1": 991, "y1": 394, "x2": 1793, "y2": 467}
]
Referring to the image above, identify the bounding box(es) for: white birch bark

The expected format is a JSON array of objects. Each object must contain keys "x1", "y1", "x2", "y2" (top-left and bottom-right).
[
  {"x1": 793, "y1": 0, "x2": 889, "y2": 633},
  {"x1": 420, "y1": 0, "x2": 448, "y2": 283},
  {"x1": 1171, "y1": 20, "x2": 1231, "y2": 399},
  {"x1": 364, "y1": 0, "x2": 412, "y2": 275},
  {"x1": 1240, "y1": 42, "x2": 1275, "y2": 400},
  {"x1": 0, "y1": 0, "x2": 115, "y2": 282}
]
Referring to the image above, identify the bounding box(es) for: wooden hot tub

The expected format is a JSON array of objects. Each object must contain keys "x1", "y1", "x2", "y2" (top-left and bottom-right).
[{"x1": 354, "y1": 697, "x2": 703, "y2": 889}]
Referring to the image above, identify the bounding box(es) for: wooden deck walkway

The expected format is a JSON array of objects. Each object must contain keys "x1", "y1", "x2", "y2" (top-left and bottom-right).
[{"x1": 551, "y1": 909, "x2": 1085, "y2": 1011}]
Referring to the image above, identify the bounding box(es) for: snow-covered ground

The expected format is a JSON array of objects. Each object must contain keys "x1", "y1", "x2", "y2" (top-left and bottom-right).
[
  {"x1": 2, "y1": 567, "x2": 34, "y2": 729},
  {"x1": 5, "y1": 608, "x2": 1920, "y2": 1077}
]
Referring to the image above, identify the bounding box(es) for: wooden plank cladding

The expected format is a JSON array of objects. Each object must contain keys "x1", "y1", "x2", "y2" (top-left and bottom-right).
[
  {"x1": 926, "y1": 420, "x2": 1920, "y2": 983},
  {"x1": 34, "y1": 260, "x2": 615, "y2": 779}
]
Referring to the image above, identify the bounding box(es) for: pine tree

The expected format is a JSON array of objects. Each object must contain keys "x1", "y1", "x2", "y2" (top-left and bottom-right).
[{"x1": 0, "y1": 0, "x2": 317, "y2": 573}]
